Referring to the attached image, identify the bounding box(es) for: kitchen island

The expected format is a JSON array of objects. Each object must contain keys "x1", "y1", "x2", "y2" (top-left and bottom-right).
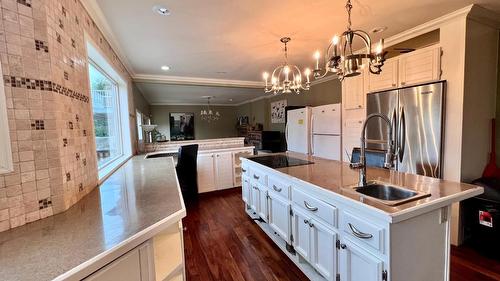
[
  {"x1": 0, "y1": 156, "x2": 185, "y2": 281},
  {"x1": 241, "y1": 152, "x2": 483, "y2": 281}
]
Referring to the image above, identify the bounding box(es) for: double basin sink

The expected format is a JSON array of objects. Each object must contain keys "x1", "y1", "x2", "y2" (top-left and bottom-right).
[{"x1": 350, "y1": 181, "x2": 431, "y2": 206}]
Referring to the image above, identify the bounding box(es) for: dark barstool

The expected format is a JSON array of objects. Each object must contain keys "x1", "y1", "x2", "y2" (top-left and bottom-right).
[{"x1": 175, "y1": 144, "x2": 199, "y2": 201}]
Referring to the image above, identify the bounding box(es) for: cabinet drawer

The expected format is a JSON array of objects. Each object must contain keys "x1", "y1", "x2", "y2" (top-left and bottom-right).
[
  {"x1": 249, "y1": 167, "x2": 267, "y2": 186},
  {"x1": 341, "y1": 211, "x2": 385, "y2": 253},
  {"x1": 292, "y1": 188, "x2": 337, "y2": 228},
  {"x1": 241, "y1": 164, "x2": 249, "y2": 177},
  {"x1": 268, "y1": 176, "x2": 290, "y2": 199}
]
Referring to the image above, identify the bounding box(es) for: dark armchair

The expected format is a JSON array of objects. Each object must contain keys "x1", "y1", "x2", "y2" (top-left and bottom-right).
[{"x1": 175, "y1": 144, "x2": 199, "y2": 200}]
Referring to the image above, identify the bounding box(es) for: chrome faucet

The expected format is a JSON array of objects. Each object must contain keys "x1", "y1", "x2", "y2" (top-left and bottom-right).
[{"x1": 350, "y1": 113, "x2": 395, "y2": 187}]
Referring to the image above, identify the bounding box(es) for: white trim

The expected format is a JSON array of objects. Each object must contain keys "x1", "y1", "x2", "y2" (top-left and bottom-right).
[
  {"x1": 0, "y1": 63, "x2": 13, "y2": 174},
  {"x1": 150, "y1": 102, "x2": 240, "y2": 107},
  {"x1": 80, "y1": 0, "x2": 135, "y2": 76},
  {"x1": 383, "y1": 5, "x2": 473, "y2": 48},
  {"x1": 234, "y1": 95, "x2": 271, "y2": 106},
  {"x1": 133, "y1": 74, "x2": 263, "y2": 89}
]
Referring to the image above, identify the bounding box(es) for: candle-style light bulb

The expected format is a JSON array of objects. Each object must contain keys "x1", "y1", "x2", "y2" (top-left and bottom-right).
[
  {"x1": 284, "y1": 66, "x2": 290, "y2": 81},
  {"x1": 263, "y1": 72, "x2": 269, "y2": 88},
  {"x1": 375, "y1": 39, "x2": 384, "y2": 54},
  {"x1": 304, "y1": 68, "x2": 311, "y2": 83},
  {"x1": 314, "y1": 51, "x2": 320, "y2": 70},
  {"x1": 332, "y1": 35, "x2": 340, "y2": 45}
]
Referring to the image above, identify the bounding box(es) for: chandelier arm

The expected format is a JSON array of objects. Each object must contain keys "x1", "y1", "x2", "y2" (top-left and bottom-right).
[{"x1": 352, "y1": 30, "x2": 372, "y2": 54}]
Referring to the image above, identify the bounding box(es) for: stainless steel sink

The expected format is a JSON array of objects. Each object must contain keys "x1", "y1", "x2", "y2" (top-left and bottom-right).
[{"x1": 353, "y1": 181, "x2": 431, "y2": 206}]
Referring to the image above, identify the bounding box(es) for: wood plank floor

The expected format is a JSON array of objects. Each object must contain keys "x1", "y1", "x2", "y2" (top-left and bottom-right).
[{"x1": 183, "y1": 187, "x2": 500, "y2": 281}]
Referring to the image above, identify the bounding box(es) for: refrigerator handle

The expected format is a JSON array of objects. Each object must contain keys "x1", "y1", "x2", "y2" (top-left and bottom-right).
[
  {"x1": 310, "y1": 114, "x2": 315, "y2": 155},
  {"x1": 391, "y1": 108, "x2": 397, "y2": 152},
  {"x1": 398, "y1": 107, "x2": 406, "y2": 162},
  {"x1": 285, "y1": 122, "x2": 289, "y2": 147}
]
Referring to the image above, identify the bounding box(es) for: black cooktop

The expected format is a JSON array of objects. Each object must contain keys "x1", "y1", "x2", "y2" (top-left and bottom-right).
[{"x1": 250, "y1": 155, "x2": 314, "y2": 169}]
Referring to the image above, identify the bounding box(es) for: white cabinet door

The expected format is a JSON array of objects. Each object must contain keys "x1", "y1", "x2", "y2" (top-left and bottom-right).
[
  {"x1": 399, "y1": 45, "x2": 441, "y2": 87},
  {"x1": 292, "y1": 208, "x2": 311, "y2": 261},
  {"x1": 339, "y1": 238, "x2": 384, "y2": 281},
  {"x1": 257, "y1": 186, "x2": 268, "y2": 222},
  {"x1": 342, "y1": 73, "x2": 365, "y2": 110},
  {"x1": 84, "y1": 247, "x2": 143, "y2": 281},
  {"x1": 268, "y1": 191, "x2": 291, "y2": 243},
  {"x1": 215, "y1": 152, "x2": 234, "y2": 190},
  {"x1": 242, "y1": 177, "x2": 250, "y2": 204},
  {"x1": 197, "y1": 154, "x2": 216, "y2": 193},
  {"x1": 311, "y1": 220, "x2": 337, "y2": 281},
  {"x1": 250, "y1": 183, "x2": 260, "y2": 212},
  {"x1": 368, "y1": 58, "x2": 398, "y2": 92}
]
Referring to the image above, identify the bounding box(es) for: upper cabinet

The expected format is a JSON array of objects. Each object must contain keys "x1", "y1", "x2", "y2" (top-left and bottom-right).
[
  {"x1": 367, "y1": 58, "x2": 398, "y2": 93},
  {"x1": 367, "y1": 45, "x2": 442, "y2": 93},
  {"x1": 342, "y1": 72, "x2": 365, "y2": 110},
  {"x1": 398, "y1": 45, "x2": 441, "y2": 87}
]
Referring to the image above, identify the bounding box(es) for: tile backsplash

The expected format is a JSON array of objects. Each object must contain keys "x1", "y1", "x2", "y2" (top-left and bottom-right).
[{"x1": 0, "y1": 0, "x2": 133, "y2": 232}]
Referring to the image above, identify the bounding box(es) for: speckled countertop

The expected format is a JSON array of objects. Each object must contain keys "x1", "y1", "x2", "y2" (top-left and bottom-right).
[
  {"x1": 244, "y1": 152, "x2": 483, "y2": 222},
  {"x1": 0, "y1": 156, "x2": 185, "y2": 281}
]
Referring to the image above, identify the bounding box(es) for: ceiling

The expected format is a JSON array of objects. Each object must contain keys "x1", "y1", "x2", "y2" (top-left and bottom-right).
[
  {"x1": 92, "y1": 0, "x2": 500, "y2": 104},
  {"x1": 135, "y1": 83, "x2": 264, "y2": 105}
]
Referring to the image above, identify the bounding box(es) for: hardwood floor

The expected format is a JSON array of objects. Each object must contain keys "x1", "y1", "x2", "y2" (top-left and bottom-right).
[{"x1": 183, "y1": 187, "x2": 500, "y2": 281}]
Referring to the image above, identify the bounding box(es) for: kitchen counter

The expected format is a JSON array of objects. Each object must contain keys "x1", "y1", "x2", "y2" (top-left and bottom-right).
[
  {"x1": 145, "y1": 144, "x2": 255, "y2": 156},
  {"x1": 245, "y1": 152, "x2": 483, "y2": 222},
  {"x1": 0, "y1": 156, "x2": 185, "y2": 281}
]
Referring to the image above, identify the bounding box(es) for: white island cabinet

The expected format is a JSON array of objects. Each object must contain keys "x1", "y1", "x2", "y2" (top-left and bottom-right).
[{"x1": 241, "y1": 153, "x2": 482, "y2": 281}]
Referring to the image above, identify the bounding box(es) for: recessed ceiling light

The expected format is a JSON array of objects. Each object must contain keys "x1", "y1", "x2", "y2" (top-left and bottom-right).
[
  {"x1": 371, "y1": 26, "x2": 388, "y2": 34},
  {"x1": 153, "y1": 5, "x2": 171, "y2": 16},
  {"x1": 161, "y1": 65, "x2": 170, "y2": 71}
]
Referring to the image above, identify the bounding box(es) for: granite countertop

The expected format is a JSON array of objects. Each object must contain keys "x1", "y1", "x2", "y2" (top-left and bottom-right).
[
  {"x1": 0, "y1": 156, "x2": 185, "y2": 281},
  {"x1": 244, "y1": 152, "x2": 483, "y2": 222}
]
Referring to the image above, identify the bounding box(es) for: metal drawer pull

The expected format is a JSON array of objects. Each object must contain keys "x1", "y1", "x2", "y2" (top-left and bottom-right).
[
  {"x1": 253, "y1": 174, "x2": 260, "y2": 180},
  {"x1": 242, "y1": 168, "x2": 247, "y2": 173},
  {"x1": 304, "y1": 201, "x2": 318, "y2": 212},
  {"x1": 308, "y1": 222, "x2": 314, "y2": 228},
  {"x1": 348, "y1": 223, "x2": 373, "y2": 239},
  {"x1": 304, "y1": 219, "x2": 309, "y2": 224},
  {"x1": 273, "y1": 185, "x2": 282, "y2": 192}
]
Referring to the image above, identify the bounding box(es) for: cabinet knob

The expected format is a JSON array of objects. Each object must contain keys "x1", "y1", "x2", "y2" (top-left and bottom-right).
[
  {"x1": 253, "y1": 174, "x2": 260, "y2": 180},
  {"x1": 303, "y1": 219, "x2": 309, "y2": 224},
  {"x1": 358, "y1": 105, "x2": 362, "y2": 108},
  {"x1": 401, "y1": 82, "x2": 406, "y2": 85},
  {"x1": 340, "y1": 244, "x2": 347, "y2": 249},
  {"x1": 242, "y1": 168, "x2": 247, "y2": 173},
  {"x1": 392, "y1": 83, "x2": 396, "y2": 87}
]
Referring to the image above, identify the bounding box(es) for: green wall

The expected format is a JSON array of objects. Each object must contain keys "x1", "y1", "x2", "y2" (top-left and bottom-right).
[
  {"x1": 150, "y1": 105, "x2": 238, "y2": 140},
  {"x1": 236, "y1": 78, "x2": 342, "y2": 132}
]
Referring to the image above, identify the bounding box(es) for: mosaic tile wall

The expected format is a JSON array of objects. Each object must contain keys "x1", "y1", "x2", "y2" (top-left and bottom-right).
[{"x1": 0, "y1": 0, "x2": 134, "y2": 232}]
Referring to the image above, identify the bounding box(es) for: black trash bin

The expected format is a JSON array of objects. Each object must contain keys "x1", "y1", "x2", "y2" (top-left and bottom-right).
[{"x1": 463, "y1": 177, "x2": 500, "y2": 259}]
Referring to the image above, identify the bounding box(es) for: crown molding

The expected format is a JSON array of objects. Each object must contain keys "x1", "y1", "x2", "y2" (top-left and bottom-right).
[
  {"x1": 383, "y1": 5, "x2": 474, "y2": 48},
  {"x1": 80, "y1": 0, "x2": 136, "y2": 77},
  {"x1": 133, "y1": 74, "x2": 264, "y2": 89},
  {"x1": 150, "y1": 102, "x2": 238, "y2": 107},
  {"x1": 311, "y1": 74, "x2": 338, "y2": 86},
  {"x1": 234, "y1": 95, "x2": 271, "y2": 106}
]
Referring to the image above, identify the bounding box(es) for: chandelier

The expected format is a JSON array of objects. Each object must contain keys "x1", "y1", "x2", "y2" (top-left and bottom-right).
[
  {"x1": 313, "y1": 0, "x2": 387, "y2": 80},
  {"x1": 263, "y1": 37, "x2": 311, "y2": 95},
  {"x1": 200, "y1": 97, "x2": 220, "y2": 122}
]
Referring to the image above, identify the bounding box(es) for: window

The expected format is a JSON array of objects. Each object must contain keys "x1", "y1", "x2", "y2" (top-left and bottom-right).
[
  {"x1": 136, "y1": 109, "x2": 143, "y2": 141},
  {"x1": 89, "y1": 62, "x2": 123, "y2": 169}
]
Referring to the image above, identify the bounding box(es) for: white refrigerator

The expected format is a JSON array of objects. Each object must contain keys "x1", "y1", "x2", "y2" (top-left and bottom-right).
[
  {"x1": 286, "y1": 107, "x2": 312, "y2": 155},
  {"x1": 311, "y1": 104, "x2": 342, "y2": 160}
]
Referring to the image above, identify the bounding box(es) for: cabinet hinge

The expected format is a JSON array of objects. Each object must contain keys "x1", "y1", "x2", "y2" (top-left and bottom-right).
[
  {"x1": 382, "y1": 270, "x2": 388, "y2": 281},
  {"x1": 290, "y1": 209, "x2": 294, "y2": 216},
  {"x1": 336, "y1": 239, "x2": 341, "y2": 250},
  {"x1": 336, "y1": 273, "x2": 340, "y2": 281}
]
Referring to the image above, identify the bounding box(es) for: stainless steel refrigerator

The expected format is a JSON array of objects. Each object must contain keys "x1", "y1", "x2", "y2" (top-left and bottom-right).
[{"x1": 366, "y1": 81, "x2": 445, "y2": 178}]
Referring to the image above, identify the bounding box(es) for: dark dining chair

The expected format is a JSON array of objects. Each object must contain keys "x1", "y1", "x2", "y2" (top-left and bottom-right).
[{"x1": 175, "y1": 144, "x2": 199, "y2": 201}]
